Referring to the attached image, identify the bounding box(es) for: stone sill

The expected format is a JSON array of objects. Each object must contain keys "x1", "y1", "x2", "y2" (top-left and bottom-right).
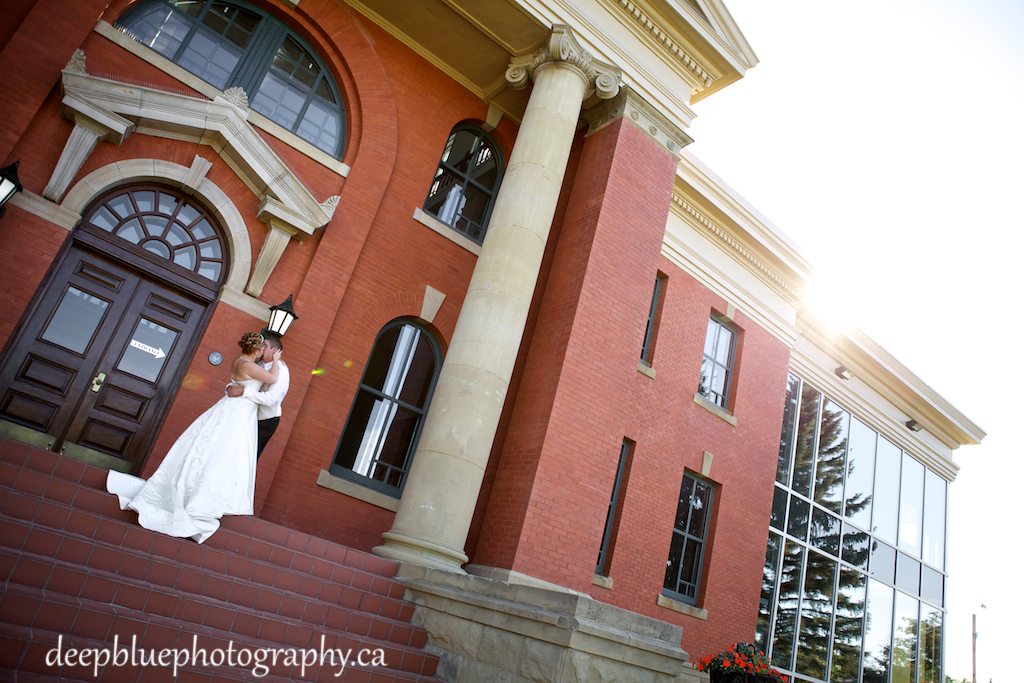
[
  {"x1": 316, "y1": 469, "x2": 399, "y2": 511},
  {"x1": 592, "y1": 574, "x2": 614, "y2": 590},
  {"x1": 656, "y1": 593, "x2": 708, "y2": 621},
  {"x1": 637, "y1": 361, "x2": 656, "y2": 379},
  {"x1": 413, "y1": 208, "x2": 482, "y2": 256},
  {"x1": 692, "y1": 393, "x2": 737, "y2": 427}
]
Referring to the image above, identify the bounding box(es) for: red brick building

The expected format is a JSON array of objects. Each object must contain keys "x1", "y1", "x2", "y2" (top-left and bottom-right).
[{"x1": 0, "y1": 1, "x2": 983, "y2": 681}]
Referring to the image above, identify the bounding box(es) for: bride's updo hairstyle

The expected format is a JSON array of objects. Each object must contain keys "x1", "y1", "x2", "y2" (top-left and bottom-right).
[{"x1": 238, "y1": 331, "x2": 265, "y2": 355}]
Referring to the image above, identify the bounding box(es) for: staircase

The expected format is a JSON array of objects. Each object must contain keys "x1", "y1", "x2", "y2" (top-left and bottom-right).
[{"x1": 0, "y1": 437, "x2": 440, "y2": 682}]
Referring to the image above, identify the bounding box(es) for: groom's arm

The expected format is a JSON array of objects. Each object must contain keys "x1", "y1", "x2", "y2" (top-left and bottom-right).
[{"x1": 240, "y1": 362, "x2": 290, "y2": 406}]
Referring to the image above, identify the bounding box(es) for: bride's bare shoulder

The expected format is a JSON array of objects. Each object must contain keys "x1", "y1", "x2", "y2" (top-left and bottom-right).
[{"x1": 230, "y1": 356, "x2": 256, "y2": 381}]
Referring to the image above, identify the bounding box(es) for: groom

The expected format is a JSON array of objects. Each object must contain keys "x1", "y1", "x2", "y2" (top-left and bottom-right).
[{"x1": 228, "y1": 335, "x2": 290, "y2": 458}]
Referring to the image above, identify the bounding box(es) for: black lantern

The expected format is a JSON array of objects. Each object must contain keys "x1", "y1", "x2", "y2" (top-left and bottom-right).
[
  {"x1": 265, "y1": 294, "x2": 298, "y2": 338},
  {"x1": 0, "y1": 162, "x2": 23, "y2": 220}
]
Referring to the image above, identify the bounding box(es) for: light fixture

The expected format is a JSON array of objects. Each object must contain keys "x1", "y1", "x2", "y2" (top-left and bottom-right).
[
  {"x1": 906, "y1": 419, "x2": 922, "y2": 432},
  {"x1": 265, "y1": 294, "x2": 298, "y2": 338},
  {"x1": 835, "y1": 365, "x2": 854, "y2": 380},
  {"x1": 0, "y1": 161, "x2": 24, "y2": 220}
]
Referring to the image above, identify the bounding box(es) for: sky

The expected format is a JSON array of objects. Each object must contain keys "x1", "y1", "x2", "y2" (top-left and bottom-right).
[{"x1": 684, "y1": 2, "x2": 1024, "y2": 682}]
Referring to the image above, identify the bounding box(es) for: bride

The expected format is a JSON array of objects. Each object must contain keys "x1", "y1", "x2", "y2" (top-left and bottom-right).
[{"x1": 106, "y1": 331, "x2": 282, "y2": 543}]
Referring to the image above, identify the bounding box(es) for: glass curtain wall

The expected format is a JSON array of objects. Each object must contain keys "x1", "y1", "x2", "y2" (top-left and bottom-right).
[{"x1": 757, "y1": 373, "x2": 947, "y2": 683}]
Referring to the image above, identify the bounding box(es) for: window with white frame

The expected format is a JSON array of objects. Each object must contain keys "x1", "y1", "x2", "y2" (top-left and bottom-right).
[{"x1": 698, "y1": 315, "x2": 735, "y2": 409}]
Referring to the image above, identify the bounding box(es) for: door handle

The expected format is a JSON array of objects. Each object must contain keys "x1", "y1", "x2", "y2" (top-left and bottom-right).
[{"x1": 91, "y1": 372, "x2": 106, "y2": 392}]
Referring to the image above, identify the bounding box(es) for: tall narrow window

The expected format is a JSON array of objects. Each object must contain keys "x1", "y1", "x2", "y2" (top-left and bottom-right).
[
  {"x1": 596, "y1": 440, "x2": 632, "y2": 576},
  {"x1": 698, "y1": 316, "x2": 735, "y2": 409},
  {"x1": 640, "y1": 274, "x2": 665, "y2": 364},
  {"x1": 332, "y1": 320, "x2": 441, "y2": 496},
  {"x1": 423, "y1": 125, "x2": 504, "y2": 244},
  {"x1": 663, "y1": 472, "x2": 714, "y2": 605},
  {"x1": 118, "y1": 0, "x2": 346, "y2": 157}
]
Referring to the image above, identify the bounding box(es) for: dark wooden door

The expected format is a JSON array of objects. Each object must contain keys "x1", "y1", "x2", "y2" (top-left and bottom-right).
[{"x1": 0, "y1": 244, "x2": 208, "y2": 472}]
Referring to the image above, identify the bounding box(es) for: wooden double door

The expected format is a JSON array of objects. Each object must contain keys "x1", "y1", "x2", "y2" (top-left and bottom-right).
[{"x1": 0, "y1": 242, "x2": 210, "y2": 473}]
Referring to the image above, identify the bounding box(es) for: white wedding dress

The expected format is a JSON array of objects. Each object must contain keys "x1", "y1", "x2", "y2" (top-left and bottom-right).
[{"x1": 106, "y1": 379, "x2": 261, "y2": 543}]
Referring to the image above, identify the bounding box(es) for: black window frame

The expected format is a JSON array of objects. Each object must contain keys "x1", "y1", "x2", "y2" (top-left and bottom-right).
[
  {"x1": 662, "y1": 471, "x2": 715, "y2": 606},
  {"x1": 329, "y1": 318, "x2": 442, "y2": 498},
  {"x1": 117, "y1": 0, "x2": 346, "y2": 158},
  {"x1": 698, "y1": 314, "x2": 736, "y2": 409},
  {"x1": 422, "y1": 124, "x2": 505, "y2": 245},
  {"x1": 640, "y1": 274, "x2": 665, "y2": 365},
  {"x1": 596, "y1": 439, "x2": 632, "y2": 576}
]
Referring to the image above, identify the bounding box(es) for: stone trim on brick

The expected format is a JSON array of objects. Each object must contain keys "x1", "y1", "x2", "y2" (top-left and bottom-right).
[{"x1": 692, "y1": 392, "x2": 738, "y2": 426}]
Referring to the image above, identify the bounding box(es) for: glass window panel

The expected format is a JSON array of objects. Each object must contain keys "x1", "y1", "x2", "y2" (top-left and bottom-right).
[
  {"x1": 158, "y1": 192, "x2": 178, "y2": 215},
  {"x1": 922, "y1": 470, "x2": 946, "y2": 570},
  {"x1": 891, "y1": 593, "x2": 919, "y2": 683},
  {"x1": 365, "y1": 404, "x2": 419, "y2": 485},
  {"x1": 177, "y1": 204, "x2": 200, "y2": 226},
  {"x1": 470, "y1": 142, "x2": 499, "y2": 188},
  {"x1": 280, "y1": 35, "x2": 303, "y2": 62},
  {"x1": 116, "y1": 318, "x2": 178, "y2": 383},
  {"x1": 90, "y1": 206, "x2": 119, "y2": 232},
  {"x1": 678, "y1": 538, "x2": 701, "y2": 589},
  {"x1": 702, "y1": 320, "x2": 717, "y2": 359},
  {"x1": 143, "y1": 240, "x2": 171, "y2": 259},
  {"x1": 166, "y1": 223, "x2": 190, "y2": 246},
  {"x1": 133, "y1": 191, "x2": 155, "y2": 212},
  {"x1": 777, "y1": 374, "x2": 801, "y2": 485},
  {"x1": 198, "y1": 262, "x2": 220, "y2": 281},
  {"x1": 316, "y1": 78, "x2": 335, "y2": 103},
  {"x1": 143, "y1": 216, "x2": 168, "y2": 237},
  {"x1": 756, "y1": 532, "x2": 782, "y2": 655},
  {"x1": 294, "y1": 65, "x2": 316, "y2": 88},
  {"x1": 920, "y1": 605, "x2": 942, "y2": 683},
  {"x1": 813, "y1": 399, "x2": 849, "y2": 513},
  {"x1": 424, "y1": 167, "x2": 467, "y2": 226},
  {"x1": 709, "y1": 365, "x2": 727, "y2": 398},
  {"x1": 862, "y1": 580, "x2": 894, "y2": 683},
  {"x1": 896, "y1": 552, "x2": 920, "y2": 595},
  {"x1": 898, "y1": 453, "x2": 924, "y2": 557},
  {"x1": 224, "y1": 24, "x2": 250, "y2": 49},
  {"x1": 116, "y1": 219, "x2": 146, "y2": 244},
  {"x1": 841, "y1": 522, "x2": 870, "y2": 570},
  {"x1": 795, "y1": 550, "x2": 835, "y2": 680},
  {"x1": 844, "y1": 417, "x2": 876, "y2": 529},
  {"x1": 688, "y1": 480, "x2": 712, "y2": 537},
  {"x1": 108, "y1": 194, "x2": 134, "y2": 218},
  {"x1": 870, "y1": 540, "x2": 896, "y2": 585},
  {"x1": 771, "y1": 540, "x2": 805, "y2": 671},
  {"x1": 787, "y1": 496, "x2": 810, "y2": 542},
  {"x1": 191, "y1": 219, "x2": 215, "y2": 240},
  {"x1": 920, "y1": 565, "x2": 943, "y2": 607},
  {"x1": 698, "y1": 358, "x2": 714, "y2": 401},
  {"x1": 455, "y1": 182, "x2": 489, "y2": 226},
  {"x1": 174, "y1": 245, "x2": 197, "y2": 270},
  {"x1": 832, "y1": 568, "x2": 866, "y2": 683},
  {"x1": 131, "y1": 7, "x2": 190, "y2": 58},
  {"x1": 674, "y1": 475, "x2": 695, "y2": 532},
  {"x1": 791, "y1": 383, "x2": 821, "y2": 497},
  {"x1": 301, "y1": 99, "x2": 328, "y2": 127},
  {"x1": 810, "y1": 507, "x2": 841, "y2": 557},
  {"x1": 198, "y1": 240, "x2": 221, "y2": 258},
  {"x1": 202, "y1": 7, "x2": 228, "y2": 33},
  {"x1": 663, "y1": 532, "x2": 685, "y2": 592},
  {"x1": 41, "y1": 287, "x2": 109, "y2": 354},
  {"x1": 441, "y1": 130, "x2": 478, "y2": 169},
  {"x1": 770, "y1": 486, "x2": 787, "y2": 531},
  {"x1": 714, "y1": 325, "x2": 733, "y2": 365},
  {"x1": 872, "y1": 437, "x2": 902, "y2": 543}
]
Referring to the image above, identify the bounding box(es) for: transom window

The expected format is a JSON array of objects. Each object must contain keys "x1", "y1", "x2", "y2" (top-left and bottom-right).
[
  {"x1": 119, "y1": 0, "x2": 345, "y2": 157},
  {"x1": 663, "y1": 472, "x2": 714, "y2": 606},
  {"x1": 331, "y1": 320, "x2": 442, "y2": 497},
  {"x1": 698, "y1": 315, "x2": 736, "y2": 409},
  {"x1": 423, "y1": 125, "x2": 504, "y2": 244},
  {"x1": 84, "y1": 186, "x2": 226, "y2": 284}
]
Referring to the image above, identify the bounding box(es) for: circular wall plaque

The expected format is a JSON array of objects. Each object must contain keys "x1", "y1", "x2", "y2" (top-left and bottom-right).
[{"x1": 209, "y1": 352, "x2": 223, "y2": 366}]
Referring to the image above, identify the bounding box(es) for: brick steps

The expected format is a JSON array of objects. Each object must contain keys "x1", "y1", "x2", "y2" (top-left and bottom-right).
[{"x1": 0, "y1": 438, "x2": 440, "y2": 682}]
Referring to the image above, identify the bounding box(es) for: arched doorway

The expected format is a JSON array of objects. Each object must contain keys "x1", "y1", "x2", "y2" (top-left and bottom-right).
[{"x1": 0, "y1": 185, "x2": 228, "y2": 473}]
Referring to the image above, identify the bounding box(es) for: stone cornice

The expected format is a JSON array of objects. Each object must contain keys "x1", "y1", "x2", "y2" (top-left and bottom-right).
[
  {"x1": 671, "y1": 192, "x2": 802, "y2": 302},
  {"x1": 610, "y1": 0, "x2": 716, "y2": 92},
  {"x1": 506, "y1": 25, "x2": 621, "y2": 100},
  {"x1": 583, "y1": 86, "x2": 693, "y2": 158}
]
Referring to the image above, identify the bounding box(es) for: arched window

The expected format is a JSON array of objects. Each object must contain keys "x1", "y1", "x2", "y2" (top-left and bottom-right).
[
  {"x1": 331, "y1": 320, "x2": 441, "y2": 496},
  {"x1": 118, "y1": 0, "x2": 345, "y2": 157},
  {"x1": 84, "y1": 185, "x2": 227, "y2": 286},
  {"x1": 423, "y1": 124, "x2": 504, "y2": 244}
]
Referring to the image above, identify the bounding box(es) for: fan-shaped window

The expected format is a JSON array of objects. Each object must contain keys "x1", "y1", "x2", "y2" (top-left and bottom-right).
[
  {"x1": 423, "y1": 125, "x2": 504, "y2": 244},
  {"x1": 84, "y1": 186, "x2": 226, "y2": 284},
  {"x1": 118, "y1": 0, "x2": 345, "y2": 157},
  {"x1": 331, "y1": 320, "x2": 442, "y2": 497}
]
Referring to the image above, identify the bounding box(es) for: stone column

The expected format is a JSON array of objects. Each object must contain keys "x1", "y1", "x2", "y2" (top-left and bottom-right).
[{"x1": 374, "y1": 26, "x2": 620, "y2": 570}]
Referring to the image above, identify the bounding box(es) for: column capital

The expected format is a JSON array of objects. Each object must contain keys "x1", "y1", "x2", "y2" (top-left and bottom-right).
[
  {"x1": 582, "y1": 86, "x2": 694, "y2": 159},
  {"x1": 506, "y1": 25, "x2": 621, "y2": 100}
]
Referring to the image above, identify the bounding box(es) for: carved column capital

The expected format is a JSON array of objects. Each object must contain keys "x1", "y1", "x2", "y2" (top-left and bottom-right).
[{"x1": 506, "y1": 25, "x2": 621, "y2": 100}]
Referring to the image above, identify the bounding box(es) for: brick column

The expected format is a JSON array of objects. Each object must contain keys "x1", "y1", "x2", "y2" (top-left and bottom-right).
[{"x1": 373, "y1": 26, "x2": 621, "y2": 570}]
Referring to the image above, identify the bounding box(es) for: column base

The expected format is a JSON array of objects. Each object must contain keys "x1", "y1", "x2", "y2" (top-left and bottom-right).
[{"x1": 372, "y1": 531, "x2": 469, "y2": 572}]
